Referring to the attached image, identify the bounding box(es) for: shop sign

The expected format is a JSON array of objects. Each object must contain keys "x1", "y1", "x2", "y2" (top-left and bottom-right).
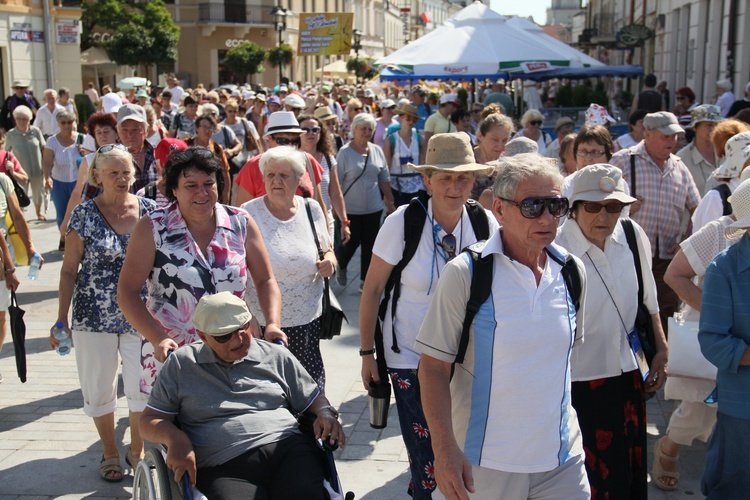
[
  {"x1": 520, "y1": 61, "x2": 552, "y2": 73},
  {"x1": 297, "y1": 13, "x2": 354, "y2": 56},
  {"x1": 56, "y1": 20, "x2": 80, "y2": 45},
  {"x1": 616, "y1": 24, "x2": 653, "y2": 47},
  {"x1": 10, "y1": 30, "x2": 44, "y2": 43},
  {"x1": 225, "y1": 39, "x2": 248, "y2": 47}
]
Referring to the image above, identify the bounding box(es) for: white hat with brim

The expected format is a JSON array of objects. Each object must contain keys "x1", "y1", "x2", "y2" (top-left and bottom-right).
[
  {"x1": 715, "y1": 132, "x2": 750, "y2": 179},
  {"x1": 262, "y1": 111, "x2": 303, "y2": 139},
  {"x1": 725, "y1": 179, "x2": 750, "y2": 239},
  {"x1": 192, "y1": 292, "x2": 253, "y2": 336},
  {"x1": 570, "y1": 164, "x2": 637, "y2": 205},
  {"x1": 408, "y1": 133, "x2": 494, "y2": 174}
]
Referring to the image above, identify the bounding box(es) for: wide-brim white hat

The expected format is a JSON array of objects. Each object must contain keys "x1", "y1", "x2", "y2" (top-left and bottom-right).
[
  {"x1": 263, "y1": 111, "x2": 303, "y2": 138},
  {"x1": 408, "y1": 133, "x2": 493, "y2": 174},
  {"x1": 725, "y1": 179, "x2": 750, "y2": 239}
]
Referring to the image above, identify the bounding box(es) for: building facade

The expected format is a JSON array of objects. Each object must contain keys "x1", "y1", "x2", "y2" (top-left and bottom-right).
[
  {"x1": 0, "y1": 0, "x2": 82, "y2": 101},
  {"x1": 546, "y1": 0, "x2": 583, "y2": 26}
]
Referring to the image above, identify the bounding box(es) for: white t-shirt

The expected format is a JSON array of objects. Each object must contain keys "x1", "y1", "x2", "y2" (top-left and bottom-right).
[
  {"x1": 415, "y1": 230, "x2": 585, "y2": 473},
  {"x1": 168, "y1": 85, "x2": 185, "y2": 106},
  {"x1": 373, "y1": 199, "x2": 499, "y2": 369},
  {"x1": 241, "y1": 196, "x2": 331, "y2": 327}
]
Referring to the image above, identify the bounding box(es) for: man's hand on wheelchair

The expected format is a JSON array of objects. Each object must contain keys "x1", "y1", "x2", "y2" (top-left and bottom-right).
[
  {"x1": 314, "y1": 408, "x2": 346, "y2": 450},
  {"x1": 166, "y1": 431, "x2": 198, "y2": 488}
]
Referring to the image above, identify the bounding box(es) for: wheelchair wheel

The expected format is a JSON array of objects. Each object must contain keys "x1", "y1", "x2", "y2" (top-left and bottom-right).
[{"x1": 132, "y1": 449, "x2": 175, "y2": 500}]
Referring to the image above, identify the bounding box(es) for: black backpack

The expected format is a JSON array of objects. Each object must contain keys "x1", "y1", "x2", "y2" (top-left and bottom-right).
[{"x1": 376, "y1": 192, "x2": 491, "y2": 354}]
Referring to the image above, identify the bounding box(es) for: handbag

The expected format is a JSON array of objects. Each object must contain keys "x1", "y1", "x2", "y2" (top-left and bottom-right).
[
  {"x1": 621, "y1": 219, "x2": 657, "y2": 366},
  {"x1": 3, "y1": 153, "x2": 29, "y2": 208},
  {"x1": 304, "y1": 198, "x2": 347, "y2": 339},
  {"x1": 667, "y1": 316, "x2": 717, "y2": 381}
]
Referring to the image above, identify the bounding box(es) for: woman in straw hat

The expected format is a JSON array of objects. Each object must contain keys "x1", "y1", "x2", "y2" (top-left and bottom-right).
[
  {"x1": 359, "y1": 133, "x2": 498, "y2": 498},
  {"x1": 658, "y1": 176, "x2": 748, "y2": 491},
  {"x1": 697, "y1": 178, "x2": 750, "y2": 498},
  {"x1": 383, "y1": 102, "x2": 426, "y2": 207},
  {"x1": 556, "y1": 164, "x2": 667, "y2": 497}
]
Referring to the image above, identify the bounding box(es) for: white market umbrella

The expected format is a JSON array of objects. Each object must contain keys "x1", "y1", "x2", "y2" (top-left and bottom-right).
[
  {"x1": 117, "y1": 77, "x2": 151, "y2": 90},
  {"x1": 376, "y1": 1, "x2": 600, "y2": 80}
]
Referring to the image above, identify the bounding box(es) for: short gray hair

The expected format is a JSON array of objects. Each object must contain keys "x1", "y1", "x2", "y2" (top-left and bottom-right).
[
  {"x1": 259, "y1": 146, "x2": 307, "y2": 178},
  {"x1": 56, "y1": 109, "x2": 76, "y2": 123},
  {"x1": 12, "y1": 106, "x2": 32, "y2": 120},
  {"x1": 43, "y1": 88, "x2": 57, "y2": 99},
  {"x1": 492, "y1": 153, "x2": 563, "y2": 200},
  {"x1": 520, "y1": 108, "x2": 544, "y2": 127},
  {"x1": 350, "y1": 113, "x2": 376, "y2": 139},
  {"x1": 88, "y1": 147, "x2": 136, "y2": 188}
]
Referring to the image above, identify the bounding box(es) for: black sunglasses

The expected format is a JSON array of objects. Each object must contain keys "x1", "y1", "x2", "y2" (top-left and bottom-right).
[
  {"x1": 580, "y1": 201, "x2": 629, "y2": 214},
  {"x1": 211, "y1": 325, "x2": 247, "y2": 344},
  {"x1": 529, "y1": 120, "x2": 543, "y2": 126},
  {"x1": 97, "y1": 144, "x2": 129, "y2": 154},
  {"x1": 501, "y1": 196, "x2": 569, "y2": 219},
  {"x1": 440, "y1": 234, "x2": 457, "y2": 259},
  {"x1": 274, "y1": 136, "x2": 301, "y2": 147},
  {"x1": 169, "y1": 147, "x2": 216, "y2": 166}
]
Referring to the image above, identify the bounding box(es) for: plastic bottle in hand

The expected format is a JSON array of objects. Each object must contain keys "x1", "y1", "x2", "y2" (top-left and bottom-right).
[
  {"x1": 53, "y1": 321, "x2": 71, "y2": 356},
  {"x1": 28, "y1": 253, "x2": 41, "y2": 280}
]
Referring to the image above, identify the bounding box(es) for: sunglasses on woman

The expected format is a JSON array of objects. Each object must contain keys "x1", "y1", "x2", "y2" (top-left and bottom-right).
[
  {"x1": 169, "y1": 147, "x2": 216, "y2": 167},
  {"x1": 580, "y1": 201, "x2": 629, "y2": 214},
  {"x1": 97, "y1": 144, "x2": 129, "y2": 154},
  {"x1": 500, "y1": 196, "x2": 569, "y2": 219},
  {"x1": 440, "y1": 233, "x2": 457, "y2": 259},
  {"x1": 529, "y1": 120, "x2": 543, "y2": 126},
  {"x1": 301, "y1": 126, "x2": 321, "y2": 134}
]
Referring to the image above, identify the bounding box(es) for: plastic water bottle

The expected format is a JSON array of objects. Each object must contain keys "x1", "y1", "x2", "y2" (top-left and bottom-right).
[
  {"x1": 53, "y1": 321, "x2": 71, "y2": 356},
  {"x1": 28, "y1": 253, "x2": 41, "y2": 280}
]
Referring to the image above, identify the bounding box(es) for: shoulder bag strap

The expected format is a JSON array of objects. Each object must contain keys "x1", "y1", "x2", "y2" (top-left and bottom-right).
[
  {"x1": 305, "y1": 153, "x2": 317, "y2": 190},
  {"x1": 342, "y1": 150, "x2": 369, "y2": 197},
  {"x1": 630, "y1": 153, "x2": 637, "y2": 199},
  {"x1": 621, "y1": 219, "x2": 644, "y2": 307},
  {"x1": 304, "y1": 198, "x2": 324, "y2": 259}
]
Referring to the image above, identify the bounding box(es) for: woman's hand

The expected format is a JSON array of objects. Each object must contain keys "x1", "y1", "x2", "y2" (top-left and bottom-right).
[
  {"x1": 361, "y1": 354, "x2": 381, "y2": 391},
  {"x1": 316, "y1": 253, "x2": 336, "y2": 278},
  {"x1": 44, "y1": 177, "x2": 53, "y2": 191},
  {"x1": 48, "y1": 322, "x2": 72, "y2": 350},
  {"x1": 340, "y1": 224, "x2": 351, "y2": 244},
  {"x1": 264, "y1": 323, "x2": 288, "y2": 346},
  {"x1": 155, "y1": 337, "x2": 180, "y2": 363},
  {"x1": 646, "y1": 348, "x2": 668, "y2": 392},
  {"x1": 5, "y1": 269, "x2": 19, "y2": 292}
]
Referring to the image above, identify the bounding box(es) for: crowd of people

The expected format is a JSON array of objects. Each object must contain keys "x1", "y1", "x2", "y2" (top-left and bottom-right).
[{"x1": 0, "y1": 72, "x2": 748, "y2": 498}]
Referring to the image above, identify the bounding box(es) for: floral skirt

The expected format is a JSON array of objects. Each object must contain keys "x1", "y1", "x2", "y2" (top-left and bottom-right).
[{"x1": 571, "y1": 369, "x2": 647, "y2": 500}]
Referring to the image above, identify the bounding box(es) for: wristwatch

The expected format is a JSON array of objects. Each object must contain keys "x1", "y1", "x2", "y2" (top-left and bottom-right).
[
  {"x1": 317, "y1": 404, "x2": 339, "y2": 419},
  {"x1": 359, "y1": 348, "x2": 375, "y2": 356}
]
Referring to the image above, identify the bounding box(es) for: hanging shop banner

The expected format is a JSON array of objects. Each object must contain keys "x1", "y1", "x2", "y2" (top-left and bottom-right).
[{"x1": 298, "y1": 13, "x2": 354, "y2": 56}]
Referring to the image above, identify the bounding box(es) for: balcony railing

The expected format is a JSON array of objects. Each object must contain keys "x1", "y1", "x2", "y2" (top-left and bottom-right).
[
  {"x1": 592, "y1": 13, "x2": 616, "y2": 37},
  {"x1": 197, "y1": 3, "x2": 275, "y2": 25}
]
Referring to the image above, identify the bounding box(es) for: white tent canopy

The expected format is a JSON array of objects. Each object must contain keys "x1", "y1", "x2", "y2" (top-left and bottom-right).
[{"x1": 375, "y1": 1, "x2": 603, "y2": 80}]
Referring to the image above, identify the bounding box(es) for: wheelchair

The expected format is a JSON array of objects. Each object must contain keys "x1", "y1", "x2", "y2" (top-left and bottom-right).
[{"x1": 132, "y1": 413, "x2": 355, "y2": 500}]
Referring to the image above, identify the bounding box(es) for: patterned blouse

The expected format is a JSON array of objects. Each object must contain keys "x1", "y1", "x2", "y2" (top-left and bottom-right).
[
  {"x1": 139, "y1": 202, "x2": 249, "y2": 395},
  {"x1": 68, "y1": 197, "x2": 157, "y2": 334}
]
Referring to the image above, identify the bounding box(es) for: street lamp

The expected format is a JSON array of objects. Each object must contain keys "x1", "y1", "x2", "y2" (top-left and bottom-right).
[
  {"x1": 270, "y1": 6, "x2": 290, "y2": 84},
  {"x1": 352, "y1": 29, "x2": 363, "y2": 82}
]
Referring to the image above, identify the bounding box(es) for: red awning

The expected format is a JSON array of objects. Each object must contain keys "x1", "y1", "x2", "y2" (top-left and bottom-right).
[{"x1": 421, "y1": 12, "x2": 431, "y2": 24}]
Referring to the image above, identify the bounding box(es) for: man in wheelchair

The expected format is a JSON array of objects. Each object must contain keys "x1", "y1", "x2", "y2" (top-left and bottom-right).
[{"x1": 139, "y1": 292, "x2": 346, "y2": 499}]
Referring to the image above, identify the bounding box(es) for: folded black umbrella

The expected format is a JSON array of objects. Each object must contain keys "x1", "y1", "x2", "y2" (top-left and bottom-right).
[{"x1": 9, "y1": 291, "x2": 26, "y2": 383}]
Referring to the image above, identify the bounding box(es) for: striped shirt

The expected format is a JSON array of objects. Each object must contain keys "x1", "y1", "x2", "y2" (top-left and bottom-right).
[{"x1": 611, "y1": 141, "x2": 701, "y2": 259}]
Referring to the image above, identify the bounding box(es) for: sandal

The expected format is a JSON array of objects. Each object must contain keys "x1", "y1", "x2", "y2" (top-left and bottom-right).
[
  {"x1": 99, "y1": 455, "x2": 123, "y2": 482},
  {"x1": 125, "y1": 446, "x2": 142, "y2": 470},
  {"x1": 652, "y1": 437, "x2": 679, "y2": 491}
]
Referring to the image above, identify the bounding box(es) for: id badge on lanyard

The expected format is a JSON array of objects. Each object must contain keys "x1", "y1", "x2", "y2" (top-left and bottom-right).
[{"x1": 627, "y1": 329, "x2": 650, "y2": 381}]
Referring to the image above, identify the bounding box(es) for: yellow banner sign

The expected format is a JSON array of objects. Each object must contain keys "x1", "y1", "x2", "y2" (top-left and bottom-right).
[{"x1": 298, "y1": 13, "x2": 354, "y2": 56}]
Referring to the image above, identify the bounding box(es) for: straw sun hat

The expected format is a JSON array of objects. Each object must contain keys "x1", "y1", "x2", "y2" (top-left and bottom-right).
[
  {"x1": 408, "y1": 133, "x2": 493, "y2": 174},
  {"x1": 725, "y1": 179, "x2": 750, "y2": 239}
]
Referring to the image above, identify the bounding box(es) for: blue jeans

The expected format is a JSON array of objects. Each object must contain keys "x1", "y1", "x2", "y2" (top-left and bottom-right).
[
  {"x1": 701, "y1": 412, "x2": 750, "y2": 498},
  {"x1": 389, "y1": 367, "x2": 436, "y2": 499},
  {"x1": 50, "y1": 179, "x2": 76, "y2": 228}
]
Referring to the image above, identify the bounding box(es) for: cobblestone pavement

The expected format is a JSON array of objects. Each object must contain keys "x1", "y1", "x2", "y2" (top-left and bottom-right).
[{"x1": 0, "y1": 208, "x2": 707, "y2": 499}]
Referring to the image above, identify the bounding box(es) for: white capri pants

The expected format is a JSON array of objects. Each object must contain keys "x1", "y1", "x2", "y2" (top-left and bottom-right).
[{"x1": 74, "y1": 330, "x2": 146, "y2": 418}]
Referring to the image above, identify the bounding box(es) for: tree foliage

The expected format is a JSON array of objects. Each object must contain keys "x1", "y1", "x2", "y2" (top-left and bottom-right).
[
  {"x1": 224, "y1": 42, "x2": 267, "y2": 82},
  {"x1": 81, "y1": 0, "x2": 179, "y2": 66},
  {"x1": 266, "y1": 44, "x2": 294, "y2": 69}
]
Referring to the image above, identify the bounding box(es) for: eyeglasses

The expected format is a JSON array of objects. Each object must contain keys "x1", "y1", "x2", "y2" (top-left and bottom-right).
[
  {"x1": 210, "y1": 325, "x2": 247, "y2": 344},
  {"x1": 97, "y1": 144, "x2": 129, "y2": 154},
  {"x1": 529, "y1": 120, "x2": 543, "y2": 126},
  {"x1": 500, "y1": 196, "x2": 569, "y2": 219},
  {"x1": 440, "y1": 234, "x2": 457, "y2": 259},
  {"x1": 59, "y1": 120, "x2": 75, "y2": 125},
  {"x1": 301, "y1": 126, "x2": 321, "y2": 134},
  {"x1": 580, "y1": 201, "x2": 629, "y2": 214},
  {"x1": 576, "y1": 149, "x2": 606, "y2": 158},
  {"x1": 274, "y1": 136, "x2": 301, "y2": 147}
]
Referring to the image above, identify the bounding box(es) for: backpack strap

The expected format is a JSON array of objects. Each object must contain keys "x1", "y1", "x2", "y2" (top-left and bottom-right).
[
  {"x1": 454, "y1": 240, "x2": 493, "y2": 366},
  {"x1": 547, "y1": 247, "x2": 582, "y2": 338},
  {"x1": 713, "y1": 184, "x2": 733, "y2": 216},
  {"x1": 465, "y1": 199, "x2": 490, "y2": 240}
]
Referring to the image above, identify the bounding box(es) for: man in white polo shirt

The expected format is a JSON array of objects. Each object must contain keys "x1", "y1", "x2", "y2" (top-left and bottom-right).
[{"x1": 416, "y1": 153, "x2": 589, "y2": 499}]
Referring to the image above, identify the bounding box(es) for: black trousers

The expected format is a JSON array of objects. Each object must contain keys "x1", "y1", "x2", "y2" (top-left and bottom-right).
[
  {"x1": 337, "y1": 210, "x2": 382, "y2": 281},
  {"x1": 196, "y1": 433, "x2": 326, "y2": 499}
]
